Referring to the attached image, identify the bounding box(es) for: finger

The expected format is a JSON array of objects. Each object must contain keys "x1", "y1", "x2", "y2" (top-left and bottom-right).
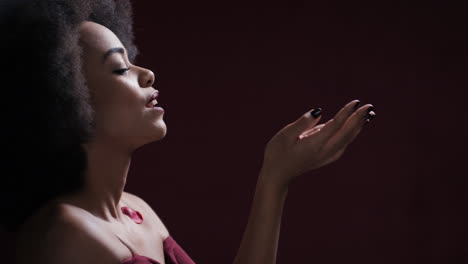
[
  {"x1": 345, "y1": 109, "x2": 375, "y2": 144},
  {"x1": 304, "y1": 123, "x2": 326, "y2": 135},
  {"x1": 313, "y1": 99, "x2": 361, "y2": 144},
  {"x1": 324, "y1": 105, "x2": 375, "y2": 154},
  {"x1": 287, "y1": 108, "x2": 323, "y2": 140},
  {"x1": 298, "y1": 124, "x2": 325, "y2": 140}
]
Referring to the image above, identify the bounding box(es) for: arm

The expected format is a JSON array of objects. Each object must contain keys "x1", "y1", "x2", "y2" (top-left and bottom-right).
[
  {"x1": 233, "y1": 100, "x2": 375, "y2": 264},
  {"x1": 233, "y1": 169, "x2": 288, "y2": 264}
]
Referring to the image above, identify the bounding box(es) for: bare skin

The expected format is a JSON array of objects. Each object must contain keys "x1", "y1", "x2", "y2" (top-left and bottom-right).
[
  {"x1": 234, "y1": 100, "x2": 376, "y2": 264},
  {"x1": 16, "y1": 21, "x2": 169, "y2": 264},
  {"x1": 16, "y1": 192, "x2": 168, "y2": 263},
  {"x1": 15, "y1": 21, "x2": 377, "y2": 264}
]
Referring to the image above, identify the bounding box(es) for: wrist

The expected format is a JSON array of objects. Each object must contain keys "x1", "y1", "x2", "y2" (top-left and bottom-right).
[{"x1": 258, "y1": 167, "x2": 290, "y2": 196}]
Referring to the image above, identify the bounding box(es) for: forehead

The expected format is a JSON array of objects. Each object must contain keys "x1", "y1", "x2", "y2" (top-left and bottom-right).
[{"x1": 79, "y1": 21, "x2": 124, "y2": 55}]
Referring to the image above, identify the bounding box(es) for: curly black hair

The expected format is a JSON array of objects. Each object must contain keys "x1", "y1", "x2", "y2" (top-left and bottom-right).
[{"x1": 0, "y1": 0, "x2": 138, "y2": 233}]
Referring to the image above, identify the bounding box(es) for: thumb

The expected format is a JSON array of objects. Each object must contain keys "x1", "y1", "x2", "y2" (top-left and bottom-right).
[{"x1": 288, "y1": 108, "x2": 323, "y2": 138}]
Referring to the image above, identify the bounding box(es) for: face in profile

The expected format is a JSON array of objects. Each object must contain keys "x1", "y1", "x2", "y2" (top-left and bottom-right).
[{"x1": 78, "y1": 21, "x2": 166, "y2": 150}]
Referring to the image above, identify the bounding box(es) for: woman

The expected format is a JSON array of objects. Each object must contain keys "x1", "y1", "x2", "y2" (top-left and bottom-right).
[{"x1": 0, "y1": 0, "x2": 376, "y2": 263}]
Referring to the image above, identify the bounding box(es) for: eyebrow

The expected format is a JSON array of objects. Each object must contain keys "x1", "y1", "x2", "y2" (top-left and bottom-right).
[{"x1": 102, "y1": 47, "x2": 125, "y2": 63}]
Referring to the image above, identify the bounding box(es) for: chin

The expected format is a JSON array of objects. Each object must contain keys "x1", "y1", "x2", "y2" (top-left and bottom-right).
[
  {"x1": 153, "y1": 123, "x2": 167, "y2": 141},
  {"x1": 137, "y1": 120, "x2": 167, "y2": 148},
  {"x1": 157, "y1": 127, "x2": 167, "y2": 140},
  {"x1": 137, "y1": 129, "x2": 167, "y2": 149}
]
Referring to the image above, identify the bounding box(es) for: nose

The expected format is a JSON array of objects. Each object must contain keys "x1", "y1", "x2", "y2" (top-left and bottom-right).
[{"x1": 138, "y1": 66, "x2": 155, "y2": 88}]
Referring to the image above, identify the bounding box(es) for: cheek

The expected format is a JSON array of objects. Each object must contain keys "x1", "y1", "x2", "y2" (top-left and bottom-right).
[
  {"x1": 94, "y1": 97, "x2": 142, "y2": 136},
  {"x1": 93, "y1": 76, "x2": 139, "y2": 106},
  {"x1": 101, "y1": 87, "x2": 143, "y2": 123},
  {"x1": 115, "y1": 84, "x2": 143, "y2": 112},
  {"x1": 88, "y1": 74, "x2": 144, "y2": 129}
]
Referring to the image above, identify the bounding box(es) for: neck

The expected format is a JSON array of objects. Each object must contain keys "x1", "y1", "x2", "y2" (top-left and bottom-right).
[{"x1": 69, "y1": 138, "x2": 134, "y2": 222}]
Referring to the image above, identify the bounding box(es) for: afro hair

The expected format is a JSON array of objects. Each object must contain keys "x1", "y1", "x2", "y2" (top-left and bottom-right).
[{"x1": 0, "y1": 0, "x2": 138, "y2": 233}]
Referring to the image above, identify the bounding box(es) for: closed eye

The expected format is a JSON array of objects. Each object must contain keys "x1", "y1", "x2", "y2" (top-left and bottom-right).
[{"x1": 113, "y1": 67, "x2": 130, "y2": 75}]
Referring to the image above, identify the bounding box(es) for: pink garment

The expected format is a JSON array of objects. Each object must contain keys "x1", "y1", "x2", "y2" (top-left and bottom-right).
[{"x1": 120, "y1": 206, "x2": 196, "y2": 264}]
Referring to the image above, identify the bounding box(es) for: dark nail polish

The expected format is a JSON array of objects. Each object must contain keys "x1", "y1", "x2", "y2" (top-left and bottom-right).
[
  {"x1": 364, "y1": 106, "x2": 374, "y2": 118},
  {"x1": 366, "y1": 112, "x2": 376, "y2": 121},
  {"x1": 310, "y1": 108, "x2": 322, "y2": 118},
  {"x1": 353, "y1": 100, "x2": 360, "y2": 110}
]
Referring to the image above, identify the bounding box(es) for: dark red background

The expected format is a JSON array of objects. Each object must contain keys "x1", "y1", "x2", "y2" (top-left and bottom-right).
[{"x1": 2, "y1": 0, "x2": 468, "y2": 263}]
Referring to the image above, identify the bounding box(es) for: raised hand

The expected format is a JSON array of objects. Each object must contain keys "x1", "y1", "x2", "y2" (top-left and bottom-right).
[{"x1": 260, "y1": 99, "x2": 376, "y2": 188}]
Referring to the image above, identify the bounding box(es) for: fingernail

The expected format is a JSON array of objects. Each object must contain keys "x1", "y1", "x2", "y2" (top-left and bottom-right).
[
  {"x1": 310, "y1": 108, "x2": 322, "y2": 118},
  {"x1": 353, "y1": 100, "x2": 360, "y2": 111},
  {"x1": 364, "y1": 106, "x2": 374, "y2": 118},
  {"x1": 363, "y1": 112, "x2": 376, "y2": 126},
  {"x1": 366, "y1": 112, "x2": 376, "y2": 121}
]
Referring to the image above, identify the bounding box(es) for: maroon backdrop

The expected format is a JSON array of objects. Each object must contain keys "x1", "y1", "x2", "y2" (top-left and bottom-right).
[{"x1": 2, "y1": 0, "x2": 467, "y2": 263}]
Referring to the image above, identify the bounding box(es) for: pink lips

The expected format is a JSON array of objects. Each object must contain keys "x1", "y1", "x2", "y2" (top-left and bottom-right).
[{"x1": 146, "y1": 91, "x2": 159, "y2": 108}]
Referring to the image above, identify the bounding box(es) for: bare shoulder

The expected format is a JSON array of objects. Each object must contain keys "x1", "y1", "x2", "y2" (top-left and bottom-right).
[
  {"x1": 16, "y1": 203, "x2": 121, "y2": 264},
  {"x1": 122, "y1": 191, "x2": 170, "y2": 239}
]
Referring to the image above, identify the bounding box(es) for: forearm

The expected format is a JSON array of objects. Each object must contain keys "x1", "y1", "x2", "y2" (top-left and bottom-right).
[{"x1": 233, "y1": 169, "x2": 289, "y2": 264}]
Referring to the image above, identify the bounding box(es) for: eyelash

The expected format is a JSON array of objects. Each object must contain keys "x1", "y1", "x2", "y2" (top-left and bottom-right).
[{"x1": 113, "y1": 67, "x2": 130, "y2": 75}]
